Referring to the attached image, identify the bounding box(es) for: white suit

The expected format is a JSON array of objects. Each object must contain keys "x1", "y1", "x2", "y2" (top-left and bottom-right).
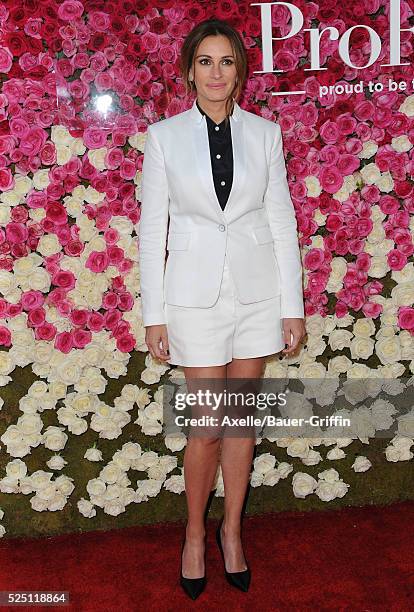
[{"x1": 138, "y1": 98, "x2": 304, "y2": 328}]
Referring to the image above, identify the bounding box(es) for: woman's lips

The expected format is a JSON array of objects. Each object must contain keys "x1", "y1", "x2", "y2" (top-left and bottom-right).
[{"x1": 208, "y1": 84, "x2": 225, "y2": 88}]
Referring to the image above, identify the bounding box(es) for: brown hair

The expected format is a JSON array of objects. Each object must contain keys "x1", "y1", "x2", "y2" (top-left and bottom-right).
[{"x1": 180, "y1": 18, "x2": 248, "y2": 123}]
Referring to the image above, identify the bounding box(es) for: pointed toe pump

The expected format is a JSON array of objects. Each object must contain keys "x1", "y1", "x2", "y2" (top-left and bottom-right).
[
  {"x1": 179, "y1": 534, "x2": 207, "y2": 600},
  {"x1": 216, "y1": 518, "x2": 251, "y2": 592}
]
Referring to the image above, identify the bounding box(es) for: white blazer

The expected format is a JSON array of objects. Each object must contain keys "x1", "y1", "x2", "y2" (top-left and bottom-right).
[{"x1": 138, "y1": 98, "x2": 304, "y2": 327}]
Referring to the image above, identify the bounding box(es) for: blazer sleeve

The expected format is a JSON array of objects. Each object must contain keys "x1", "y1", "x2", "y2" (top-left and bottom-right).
[
  {"x1": 264, "y1": 123, "x2": 304, "y2": 319},
  {"x1": 138, "y1": 125, "x2": 169, "y2": 327}
]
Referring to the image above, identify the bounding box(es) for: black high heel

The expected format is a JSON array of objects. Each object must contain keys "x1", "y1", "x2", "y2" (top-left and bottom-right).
[
  {"x1": 179, "y1": 533, "x2": 206, "y2": 600},
  {"x1": 216, "y1": 517, "x2": 251, "y2": 592}
]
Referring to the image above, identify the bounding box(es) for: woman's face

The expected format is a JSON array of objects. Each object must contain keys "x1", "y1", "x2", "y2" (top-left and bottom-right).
[{"x1": 191, "y1": 34, "x2": 237, "y2": 105}]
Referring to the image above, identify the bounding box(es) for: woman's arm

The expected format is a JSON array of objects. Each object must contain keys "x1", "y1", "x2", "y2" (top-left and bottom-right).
[
  {"x1": 263, "y1": 122, "x2": 304, "y2": 320},
  {"x1": 138, "y1": 125, "x2": 169, "y2": 327}
]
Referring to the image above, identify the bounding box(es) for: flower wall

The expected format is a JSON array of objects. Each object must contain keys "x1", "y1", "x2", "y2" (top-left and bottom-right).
[{"x1": 0, "y1": 0, "x2": 414, "y2": 537}]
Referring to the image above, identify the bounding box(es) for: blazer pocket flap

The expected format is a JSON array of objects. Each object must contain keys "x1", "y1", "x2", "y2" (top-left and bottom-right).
[
  {"x1": 253, "y1": 225, "x2": 274, "y2": 245},
  {"x1": 167, "y1": 232, "x2": 190, "y2": 251}
]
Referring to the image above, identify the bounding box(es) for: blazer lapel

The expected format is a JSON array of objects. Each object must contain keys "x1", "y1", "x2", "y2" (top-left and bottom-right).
[{"x1": 192, "y1": 99, "x2": 246, "y2": 218}]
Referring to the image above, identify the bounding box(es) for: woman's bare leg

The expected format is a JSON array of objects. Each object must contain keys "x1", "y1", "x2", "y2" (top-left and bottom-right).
[
  {"x1": 181, "y1": 364, "x2": 226, "y2": 578},
  {"x1": 219, "y1": 356, "x2": 265, "y2": 571}
]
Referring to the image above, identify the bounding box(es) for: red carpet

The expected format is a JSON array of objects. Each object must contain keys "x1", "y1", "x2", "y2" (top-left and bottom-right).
[{"x1": 1, "y1": 501, "x2": 414, "y2": 611}]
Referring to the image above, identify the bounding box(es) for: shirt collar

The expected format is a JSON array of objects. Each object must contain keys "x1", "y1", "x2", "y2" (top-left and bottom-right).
[{"x1": 191, "y1": 97, "x2": 241, "y2": 124}]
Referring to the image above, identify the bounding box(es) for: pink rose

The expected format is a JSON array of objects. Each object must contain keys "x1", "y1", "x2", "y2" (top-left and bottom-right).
[
  {"x1": 0, "y1": 46, "x2": 13, "y2": 73},
  {"x1": 320, "y1": 120, "x2": 340, "y2": 144},
  {"x1": 319, "y1": 165, "x2": 343, "y2": 194},
  {"x1": 304, "y1": 248, "x2": 325, "y2": 271},
  {"x1": 118, "y1": 292, "x2": 134, "y2": 311},
  {"x1": 54, "y1": 331, "x2": 73, "y2": 354},
  {"x1": 57, "y1": 0, "x2": 84, "y2": 21},
  {"x1": 35, "y1": 323, "x2": 56, "y2": 341},
  {"x1": 0, "y1": 326, "x2": 11, "y2": 347},
  {"x1": 21, "y1": 290, "x2": 44, "y2": 310},
  {"x1": 52, "y1": 270, "x2": 76, "y2": 290},
  {"x1": 84, "y1": 126, "x2": 107, "y2": 149},
  {"x1": 0, "y1": 168, "x2": 14, "y2": 191},
  {"x1": 87, "y1": 312, "x2": 105, "y2": 331},
  {"x1": 117, "y1": 333, "x2": 135, "y2": 353},
  {"x1": 387, "y1": 249, "x2": 407, "y2": 271},
  {"x1": 5, "y1": 222, "x2": 28, "y2": 244},
  {"x1": 362, "y1": 301, "x2": 383, "y2": 318},
  {"x1": 398, "y1": 307, "x2": 414, "y2": 330},
  {"x1": 27, "y1": 308, "x2": 46, "y2": 327},
  {"x1": 105, "y1": 148, "x2": 124, "y2": 169},
  {"x1": 72, "y1": 328, "x2": 92, "y2": 348},
  {"x1": 70, "y1": 309, "x2": 89, "y2": 326},
  {"x1": 85, "y1": 250, "x2": 109, "y2": 273}
]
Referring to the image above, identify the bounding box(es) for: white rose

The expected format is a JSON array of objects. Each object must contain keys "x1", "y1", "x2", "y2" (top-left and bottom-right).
[
  {"x1": 353, "y1": 318, "x2": 376, "y2": 337},
  {"x1": 326, "y1": 446, "x2": 346, "y2": 460},
  {"x1": 262, "y1": 468, "x2": 281, "y2": 486},
  {"x1": 327, "y1": 355, "x2": 352, "y2": 375},
  {"x1": 391, "y1": 283, "x2": 414, "y2": 306},
  {"x1": 385, "y1": 445, "x2": 413, "y2": 461},
  {"x1": 253, "y1": 453, "x2": 276, "y2": 474},
  {"x1": 286, "y1": 438, "x2": 310, "y2": 458},
  {"x1": 328, "y1": 330, "x2": 353, "y2": 351},
  {"x1": 276, "y1": 462, "x2": 293, "y2": 478},
  {"x1": 147, "y1": 465, "x2": 168, "y2": 481},
  {"x1": 46, "y1": 455, "x2": 67, "y2": 470},
  {"x1": 32, "y1": 168, "x2": 50, "y2": 190},
  {"x1": 292, "y1": 472, "x2": 317, "y2": 498},
  {"x1": 352, "y1": 456, "x2": 372, "y2": 472},
  {"x1": 100, "y1": 464, "x2": 123, "y2": 484},
  {"x1": 391, "y1": 134, "x2": 412, "y2": 152},
  {"x1": 392, "y1": 262, "x2": 414, "y2": 284},
  {"x1": 86, "y1": 478, "x2": 107, "y2": 496},
  {"x1": 30, "y1": 495, "x2": 49, "y2": 512},
  {"x1": 367, "y1": 255, "x2": 388, "y2": 278},
  {"x1": 397, "y1": 412, "x2": 414, "y2": 437},
  {"x1": 164, "y1": 474, "x2": 185, "y2": 494},
  {"x1": 138, "y1": 478, "x2": 163, "y2": 497},
  {"x1": 390, "y1": 435, "x2": 413, "y2": 450},
  {"x1": 315, "y1": 480, "x2": 337, "y2": 501},
  {"x1": 164, "y1": 430, "x2": 186, "y2": 449},
  {"x1": 377, "y1": 171, "x2": 394, "y2": 193},
  {"x1": 84, "y1": 448, "x2": 103, "y2": 462},
  {"x1": 304, "y1": 175, "x2": 322, "y2": 198},
  {"x1": 77, "y1": 498, "x2": 97, "y2": 518},
  {"x1": 375, "y1": 336, "x2": 401, "y2": 364},
  {"x1": 141, "y1": 368, "x2": 162, "y2": 385},
  {"x1": 250, "y1": 471, "x2": 264, "y2": 487},
  {"x1": 350, "y1": 337, "x2": 375, "y2": 360},
  {"x1": 5, "y1": 459, "x2": 27, "y2": 479},
  {"x1": 88, "y1": 148, "x2": 108, "y2": 170},
  {"x1": 42, "y1": 427, "x2": 68, "y2": 451},
  {"x1": 359, "y1": 139, "x2": 378, "y2": 159},
  {"x1": 399, "y1": 93, "x2": 414, "y2": 116},
  {"x1": 301, "y1": 449, "x2": 322, "y2": 465},
  {"x1": 318, "y1": 468, "x2": 339, "y2": 483},
  {"x1": 360, "y1": 162, "x2": 381, "y2": 185}
]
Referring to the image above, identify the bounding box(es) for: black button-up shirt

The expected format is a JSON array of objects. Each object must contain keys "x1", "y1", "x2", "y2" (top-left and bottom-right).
[{"x1": 196, "y1": 100, "x2": 233, "y2": 211}]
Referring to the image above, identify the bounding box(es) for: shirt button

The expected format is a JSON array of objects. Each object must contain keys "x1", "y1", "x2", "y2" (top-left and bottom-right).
[
  {"x1": 218, "y1": 224, "x2": 226, "y2": 231},
  {"x1": 215, "y1": 126, "x2": 220, "y2": 131},
  {"x1": 216, "y1": 154, "x2": 221, "y2": 159},
  {"x1": 220, "y1": 180, "x2": 226, "y2": 186}
]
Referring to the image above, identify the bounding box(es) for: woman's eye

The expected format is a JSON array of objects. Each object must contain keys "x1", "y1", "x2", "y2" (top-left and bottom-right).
[{"x1": 199, "y1": 59, "x2": 233, "y2": 65}]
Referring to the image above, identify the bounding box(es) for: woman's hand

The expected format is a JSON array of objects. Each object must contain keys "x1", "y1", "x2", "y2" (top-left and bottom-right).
[
  {"x1": 145, "y1": 324, "x2": 170, "y2": 361},
  {"x1": 282, "y1": 318, "x2": 306, "y2": 356}
]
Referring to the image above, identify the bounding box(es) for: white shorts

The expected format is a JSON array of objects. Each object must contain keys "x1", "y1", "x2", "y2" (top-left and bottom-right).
[{"x1": 164, "y1": 254, "x2": 285, "y2": 367}]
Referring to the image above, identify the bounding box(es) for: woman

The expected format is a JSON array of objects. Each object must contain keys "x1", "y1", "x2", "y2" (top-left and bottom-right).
[{"x1": 139, "y1": 18, "x2": 305, "y2": 599}]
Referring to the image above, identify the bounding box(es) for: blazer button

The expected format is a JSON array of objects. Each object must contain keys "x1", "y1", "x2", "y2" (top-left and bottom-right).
[{"x1": 218, "y1": 224, "x2": 226, "y2": 231}]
